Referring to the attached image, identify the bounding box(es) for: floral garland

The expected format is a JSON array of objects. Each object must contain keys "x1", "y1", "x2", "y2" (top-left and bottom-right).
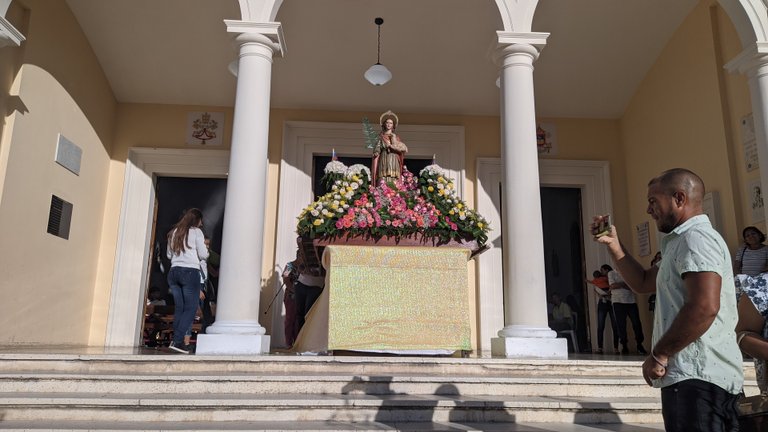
[{"x1": 297, "y1": 161, "x2": 489, "y2": 245}]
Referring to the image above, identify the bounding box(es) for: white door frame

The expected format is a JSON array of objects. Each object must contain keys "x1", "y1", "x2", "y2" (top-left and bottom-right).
[
  {"x1": 105, "y1": 148, "x2": 230, "y2": 347},
  {"x1": 476, "y1": 158, "x2": 613, "y2": 353}
]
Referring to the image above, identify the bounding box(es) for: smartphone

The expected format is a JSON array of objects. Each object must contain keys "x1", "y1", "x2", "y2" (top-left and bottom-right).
[{"x1": 592, "y1": 214, "x2": 611, "y2": 238}]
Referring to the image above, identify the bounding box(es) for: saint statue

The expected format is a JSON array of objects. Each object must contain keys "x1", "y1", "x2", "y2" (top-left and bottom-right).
[{"x1": 371, "y1": 111, "x2": 408, "y2": 184}]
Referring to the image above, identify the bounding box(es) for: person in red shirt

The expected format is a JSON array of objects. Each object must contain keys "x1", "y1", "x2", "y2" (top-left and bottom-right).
[{"x1": 587, "y1": 269, "x2": 619, "y2": 354}]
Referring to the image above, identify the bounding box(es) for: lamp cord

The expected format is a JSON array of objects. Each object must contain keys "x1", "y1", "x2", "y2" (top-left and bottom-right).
[{"x1": 376, "y1": 24, "x2": 382, "y2": 64}]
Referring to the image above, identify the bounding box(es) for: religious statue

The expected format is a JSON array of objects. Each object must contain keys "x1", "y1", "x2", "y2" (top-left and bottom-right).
[{"x1": 369, "y1": 111, "x2": 408, "y2": 184}]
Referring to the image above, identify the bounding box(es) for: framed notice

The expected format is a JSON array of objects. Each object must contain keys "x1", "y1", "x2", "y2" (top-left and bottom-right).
[
  {"x1": 636, "y1": 221, "x2": 650, "y2": 257},
  {"x1": 748, "y1": 178, "x2": 765, "y2": 223},
  {"x1": 742, "y1": 114, "x2": 759, "y2": 171}
]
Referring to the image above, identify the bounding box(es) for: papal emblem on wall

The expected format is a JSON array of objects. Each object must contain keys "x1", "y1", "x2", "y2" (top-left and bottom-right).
[
  {"x1": 187, "y1": 111, "x2": 224, "y2": 146},
  {"x1": 536, "y1": 123, "x2": 557, "y2": 156}
]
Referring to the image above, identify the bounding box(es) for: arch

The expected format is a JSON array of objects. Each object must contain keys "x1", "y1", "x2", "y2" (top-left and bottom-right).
[
  {"x1": 493, "y1": 0, "x2": 539, "y2": 32},
  {"x1": 237, "y1": 0, "x2": 283, "y2": 22},
  {"x1": 718, "y1": 0, "x2": 768, "y2": 46}
]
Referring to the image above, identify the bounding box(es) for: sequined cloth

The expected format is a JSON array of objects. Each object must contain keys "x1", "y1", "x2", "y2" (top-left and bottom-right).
[{"x1": 292, "y1": 245, "x2": 471, "y2": 352}]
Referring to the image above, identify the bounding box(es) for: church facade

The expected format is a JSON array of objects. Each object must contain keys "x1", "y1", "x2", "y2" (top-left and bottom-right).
[{"x1": 1, "y1": 0, "x2": 767, "y2": 357}]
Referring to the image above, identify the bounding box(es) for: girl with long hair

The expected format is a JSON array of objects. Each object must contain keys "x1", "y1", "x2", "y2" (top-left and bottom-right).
[{"x1": 165, "y1": 208, "x2": 208, "y2": 354}]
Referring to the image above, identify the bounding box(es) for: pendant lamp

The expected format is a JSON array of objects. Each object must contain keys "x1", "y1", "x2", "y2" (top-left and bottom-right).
[{"x1": 364, "y1": 17, "x2": 392, "y2": 86}]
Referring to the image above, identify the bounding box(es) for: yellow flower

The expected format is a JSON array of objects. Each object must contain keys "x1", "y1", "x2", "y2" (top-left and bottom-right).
[
  {"x1": 477, "y1": 222, "x2": 484, "y2": 228},
  {"x1": 438, "y1": 176, "x2": 446, "y2": 183},
  {"x1": 313, "y1": 219, "x2": 323, "y2": 226},
  {"x1": 449, "y1": 210, "x2": 455, "y2": 215},
  {"x1": 352, "y1": 175, "x2": 360, "y2": 182},
  {"x1": 447, "y1": 184, "x2": 454, "y2": 190},
  {"x1": 457, "y1": 203, "x2": 464, "y2": 209},
  {"x1": 427, "y1": 186, "x2": 434, "y2": 192},
  {"x1": 438, "y1": 189, "x2": 444, "y2": 196}
]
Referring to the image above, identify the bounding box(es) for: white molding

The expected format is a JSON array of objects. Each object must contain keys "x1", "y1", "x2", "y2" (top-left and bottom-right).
[
  {"x1": 476, "y1": 158, "x2": 613, "y2": 353},
  {"x1": 105, "y1": 148, "x2": 230, "y2": 347},
  {"x1": 0, "y1": 15, "x2": 24, "y2": 48},
  {"x1": 273, "y1": 121, "x2": 465, "y2": 347}
]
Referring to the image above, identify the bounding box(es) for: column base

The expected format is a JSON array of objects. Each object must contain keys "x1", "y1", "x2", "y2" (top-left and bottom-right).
[
  {"x1": 491, "y1": 336, "x2": 568, "y2": 359},
  {"x1": 196, "y1": 334, "x2": 271, "y2": 355}
]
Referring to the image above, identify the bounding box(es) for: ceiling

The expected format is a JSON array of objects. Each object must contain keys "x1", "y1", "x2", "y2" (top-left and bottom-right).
[{"x1": 65, "y1": 0, "x2": 700, "y2": 119}]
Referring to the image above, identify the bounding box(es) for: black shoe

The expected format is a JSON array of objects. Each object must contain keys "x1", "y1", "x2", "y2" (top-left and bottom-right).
[
  {"x1": 621, "y1": 345, "x2": 629, "y2": 355},
  {"x1": 637, "y1": 345, "x2": 648, "y2": 355},
  {"x1": 168, "y1": 342, "x2": 190, "y2": 354}
]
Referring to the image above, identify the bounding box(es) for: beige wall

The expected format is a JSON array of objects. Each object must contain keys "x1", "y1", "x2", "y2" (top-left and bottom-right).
[{"x1": 0, "y1": 0, "x2": 116, "y2": 345}]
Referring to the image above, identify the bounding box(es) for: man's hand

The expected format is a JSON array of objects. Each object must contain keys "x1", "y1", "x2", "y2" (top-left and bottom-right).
[
  {"x1": 642, "y1": 354, "x2": 667, "y2": 386},
  {"x1": 593, "y1": 221, "x2": 626, "y2": 262}
]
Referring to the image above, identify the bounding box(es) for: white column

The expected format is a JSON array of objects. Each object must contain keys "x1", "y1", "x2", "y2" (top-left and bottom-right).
[
  {"x1": 726, "y1": 43, "x2": 768, "y2": 223},
  {"x1": 489, "y1": 32, "x2": 567, "y2": 359},
  {"x1": 197, "y1": 22, "x2": 285, "y2": 355}
]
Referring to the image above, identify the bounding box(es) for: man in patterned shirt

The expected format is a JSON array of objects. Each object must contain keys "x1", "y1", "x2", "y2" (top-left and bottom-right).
[{"x1": 595, "y1": 168, "x2": 743, "y2": 432}]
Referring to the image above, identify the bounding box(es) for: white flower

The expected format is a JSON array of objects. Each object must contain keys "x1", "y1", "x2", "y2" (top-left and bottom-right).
[
  {"x1": 311, "y1": 210, "x2": 319, "y2": 217},
  {"x1": 420, "y1": 164, "x2": 448, "y2": 178},
  {"x1": 337, "y1": 208, "x2": 344, "y2": 213},
  {"x1": 350, "y1": 182, "x2": 359, "y2": 190},
  {"x1": 437, "y1": 183, "x2": 444, "y2": 190},
  {"x1": 324, "y1": 160, "x2": 347, "y2": 175},
  {"x1": 333, "y1": 200, "x2": 340, "y2": 206},
  {"x1": 346, "y1": 164, "x2": 371, "y2": 180},
  {"x1": 334, "y1": 194, "x2": 341, "y2": 200},
  {"x1": 343, "y1": 204, "x2": 349, "y2": 209},
  {"x1": 335, "y1": 180, "x2": 342, "y2": 185}
]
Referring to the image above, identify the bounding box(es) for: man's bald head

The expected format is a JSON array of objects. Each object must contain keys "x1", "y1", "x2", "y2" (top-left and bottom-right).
[{"x1": 648, "y1": 168, "x2": 705, "y2": 209}]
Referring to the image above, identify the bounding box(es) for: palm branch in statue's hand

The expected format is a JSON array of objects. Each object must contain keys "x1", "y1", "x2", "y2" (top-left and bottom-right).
[{"x1": 362, "y1": 117, "x2": 379, "y2": 149}]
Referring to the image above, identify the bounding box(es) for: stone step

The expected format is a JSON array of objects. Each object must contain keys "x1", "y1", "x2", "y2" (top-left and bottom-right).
[
  {"x1": 0, "y1": 353, "x2": 656, "y2": 377},
  {"x1": 0, "y1": 420, "x2": 666, "y2": 431},
  {"x1": 0, "y1": 392, "x2": 663, "y2": 424},
  {"x1": 0, "y1": 373, "x2": 663, "y2": 397}
]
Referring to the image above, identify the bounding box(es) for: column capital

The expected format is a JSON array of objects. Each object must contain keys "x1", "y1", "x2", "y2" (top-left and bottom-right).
[
  {"x1": 725, "y1": 41, "x2": 768, "y2": 77},
  {"x1": 492, "y1": 31, "x2": 549, "y2": 65},
  {"x1": 225, "y1": 20, "x2": 286, "y2": 57}
]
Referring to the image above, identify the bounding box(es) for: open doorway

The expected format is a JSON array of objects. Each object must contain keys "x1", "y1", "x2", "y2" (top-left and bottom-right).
[
  {"x1": 540, "y1": 187, "x2": 589, "y2": 352},
  {"x1": 141, "y1": 176, "x2": 227, "y2": 347}
]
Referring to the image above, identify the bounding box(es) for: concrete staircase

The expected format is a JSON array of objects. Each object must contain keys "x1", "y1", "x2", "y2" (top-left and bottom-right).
[{"x1": 0, "y1": 352, "x2": 756, "y2": 431}]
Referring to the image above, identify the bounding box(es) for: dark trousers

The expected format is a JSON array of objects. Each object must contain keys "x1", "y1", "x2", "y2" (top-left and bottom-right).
[
  {"x1": 596, "y1": 300, "x2": 619, "y2": 350},
  {"x1": 295, "y1": 281, "x2": 323, "y2": 330},
  {"x1": 661, "y1": 379, "x2": 740, "y2": 432},
  {"x1": 613, "y1": 302, "x2": 645, "y2": 347}
]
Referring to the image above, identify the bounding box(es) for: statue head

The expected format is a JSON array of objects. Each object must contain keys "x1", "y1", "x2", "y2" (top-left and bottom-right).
[{"x1": 379, "y1": 110, "x2": 399, "y2": 131}]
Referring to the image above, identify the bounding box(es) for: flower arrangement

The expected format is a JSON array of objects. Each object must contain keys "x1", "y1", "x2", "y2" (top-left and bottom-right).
[{"x1": 296, "y1": 161, "x2": 490, "y2": 246}]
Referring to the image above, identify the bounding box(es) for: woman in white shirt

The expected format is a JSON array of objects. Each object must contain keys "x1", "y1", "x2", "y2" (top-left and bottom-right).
[
  {"x1": 734, "y1": 226, "x2": 768, "y2": 276},
  {"x1": 166, "y1": 208, "x2": 209, "y2": 354}
]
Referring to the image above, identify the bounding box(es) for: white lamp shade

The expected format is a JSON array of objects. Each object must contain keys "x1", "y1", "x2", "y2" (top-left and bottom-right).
[{"x1": 364, "y1": 63, "x2": 392, "y2": 86}]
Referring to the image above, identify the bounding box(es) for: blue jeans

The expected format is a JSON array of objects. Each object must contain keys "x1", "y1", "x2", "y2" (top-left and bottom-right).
[
  {"x1": 661, "y1": 379, "x2": 740, "y2": 432},
  {"x1": 596, "y1": 300, "x2": 619, "y2": 350},
  {"x1": 167, "y1": 266, "x2": 201, "y2": 345}
]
